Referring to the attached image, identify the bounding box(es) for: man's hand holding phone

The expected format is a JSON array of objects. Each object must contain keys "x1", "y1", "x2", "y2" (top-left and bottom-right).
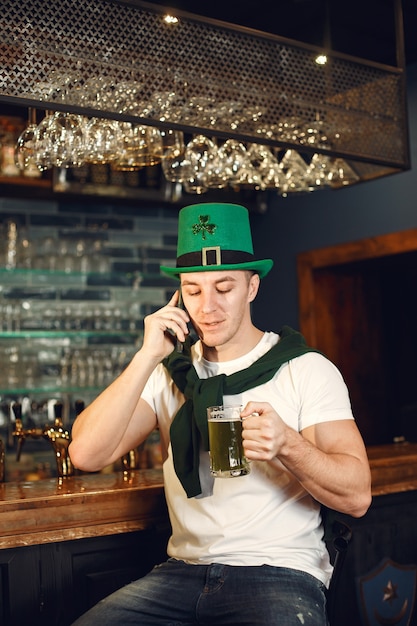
[{"x1": 142, "y1": 290, "x2": 190, "y2": 359}]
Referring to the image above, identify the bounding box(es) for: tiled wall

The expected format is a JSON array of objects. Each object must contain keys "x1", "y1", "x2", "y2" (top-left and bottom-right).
[
  {"x1": 0, "y1": 195, "x2": 180, "y2": 405},
  {"x1": 0, "y1": 194, "x2": 180, "y2": 323},
  {"x1": 0, "y1": 194, "x2": 180, "y2": 478}
]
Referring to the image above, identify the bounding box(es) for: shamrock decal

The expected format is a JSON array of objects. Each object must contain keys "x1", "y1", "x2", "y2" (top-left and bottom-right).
[{"x1": 192, "y1": 215, "x2": 217, "y2": 240}]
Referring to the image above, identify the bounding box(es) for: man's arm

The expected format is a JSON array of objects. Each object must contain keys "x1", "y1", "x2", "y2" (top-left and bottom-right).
[
  {"x1": 241, "y1": 404, "x2": 372, "y2": 518},
  {"x1": 69, "y1": 290, "x2": 189, "y2": 472}
]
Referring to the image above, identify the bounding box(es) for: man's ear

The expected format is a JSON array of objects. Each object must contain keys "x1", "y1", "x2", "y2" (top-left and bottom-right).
[{"x1": 248, "y1": 273, "x2": 260, "y2": 303}]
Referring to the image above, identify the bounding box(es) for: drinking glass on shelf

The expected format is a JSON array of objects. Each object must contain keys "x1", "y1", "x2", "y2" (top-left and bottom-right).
[
  {"x1": 4, "y1": 345, "x2": 20, "y2": 387},
  {"x1": 113, "y1": 80, "x2": 144, "y2": 114},
  {"x1": 74, "y1": 238, "x2": 91, "y2": 273},
  {"x1": 160, "y1": 129, "x2": 184, "y2": 155},
  {"x1": 33, "y1": 112, "x2": 55, "y2": 171},
  {"x1": 161, "y1": 144, "x2": 187, "y2": 183},
  {"x1": 5, "y1": 219, "x2": 18, "y2": 270},
  {"x1": 0, "y1": 298, "x2": 19, "y2": 332},
  {"x1": 148, "y1": 90, "x2": 178, "y2": 121},
  {"x1": 84, "y1": 117, "x2": 122, "y2": 164},
  {"x1": 160, "y1": 129, "x2": 185, "y2": 183},
  {"x1": 112, "y1": 124, "x2": 163, "y2": 169},
  {"x1": 14, "y1": 108, "x2": 42, "y2": 177},
  {"x1": 16, "y1": 226, "x2": 36, "y2": 269},
  {"x1": 244, "y1": 144, "x2": 281, "y2": 190},
  {"x1": 35, "y1": 235, "x2": 59, "y2": 270},
  {"x1": 206, "y1": 140, "x2": 228, "y2": 189},
  {"x1": 279, "y1": 149, "x2": 312, "y2": 194},
  {"x1": 56, "y1": 239, "x2": 77, "y2": 273},
  {"x1": 46, "y1": 112, "x2": 87, "y2": 168},
  {"x1": 299, "y1": 117, "x2": 329, "y2": 147},
  {"x1": 33, "y1": 111, "x2": 87, "y2": 170},
  {"x1": 128, "y1": 301, "x2": 142, "y2": 331},
  {"x1": 217, "y1": 139, "x2": 248, "y2": 186},
  {"x1": 79, "y1": 76, "x2": 114, "y2": 110},
  {"x1": 327, "y1": 158, "x2": 359, "y2": 187},
  {"x1": 182, "y1": 134, "x2": 218, "y2": 194},
  {"x1": 22, "y1": 354, "x2": 40, "y2": 389},
  {"x1": 275, "y1": 116, "x2": 305, "y2": 144},
  {"x1": 134, "y1": 126, "x2": 163, "y2": 167},
  {"x1": 111, "y1": 122, "x2": 145, "y2": 171},
  {"x1": 187, "y1": 96, "x2": 219, "y2": 127},
  {"x1": 88, "y1": 240, "x2": 111, "y2": 274},
  {"x1": 215, "y1": 100, "x2": 245, "y2": 131}
]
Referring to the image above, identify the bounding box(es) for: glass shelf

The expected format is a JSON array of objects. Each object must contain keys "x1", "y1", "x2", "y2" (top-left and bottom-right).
[
  {"x1": 0, "y1": 267, "x2": 138, "y2": 287},
  {"x1": 0, "y1": 330, "x2": 137, "y2": 339},
  {"x1": 0, "y1": 175, "x2": 51, "y2": 188},
  {"x1": 0, "y1": 384, "x2": 102, "y2": 395},
  {"x1": 0, "y1": 267, "x2": 145, "y2": 398}
]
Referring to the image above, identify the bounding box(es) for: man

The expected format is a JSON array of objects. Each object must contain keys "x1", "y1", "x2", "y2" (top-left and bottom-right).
[{"x1": 70, "y1": 202, "x2": 371, "y2": 625}]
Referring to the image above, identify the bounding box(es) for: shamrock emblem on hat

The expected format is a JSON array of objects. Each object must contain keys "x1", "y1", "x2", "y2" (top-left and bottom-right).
[{"x1": 192, "y1": 215, "x2": 216, "y2": 240}]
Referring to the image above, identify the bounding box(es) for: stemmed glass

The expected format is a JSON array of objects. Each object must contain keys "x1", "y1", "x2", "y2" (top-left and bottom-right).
[
  {"x1": 111, "y1": 122, "x2": 143, "y2": 171},
  {"x1": 14, "y1": 108, "x2": 41, "y2": 177},
  {"x1": 308, "y1": 156, "x2": 359, "y2": 188},
  {"x1": 113, "y1": 80, "x2": 144, "y2": 114},
  {"x1": 217, "y1": 139, "x2": 248, "y2": 186},
  {"x1": 161, "y1": 130, "x2": 186, "y2": 183},
  {"x1": 279, "y1": 149, "x2": 312, "y2": 194},
  {"x1": 113, "y1": 124, "x2": 164, "y2": 169},
  {"x1": 33, "y1": 111, "x2": 87, "y2": 170},
  {"x1": 32, "y1": 112, "x2": 55, "y2": 171},
  {"x1": 84, "y1": 117, "x2": 122, "y2": 165},
  {"x1": 134, "y1": 126, "x2": 163, "y2": 167},
  {"x1": 205, "y1": 139, "x2": 228, "y2": 189},
  {"x1": 46, "y1": 112, "x2": 87, "y2": 168},
  {"x1": 182, "y1": 134, "x2": 218, "y2": 194}
]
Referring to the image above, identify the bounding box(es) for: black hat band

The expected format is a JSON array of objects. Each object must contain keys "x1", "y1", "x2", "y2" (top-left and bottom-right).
[{"x1": 177, "y1": 247, "x2": 255, "y2": 268}]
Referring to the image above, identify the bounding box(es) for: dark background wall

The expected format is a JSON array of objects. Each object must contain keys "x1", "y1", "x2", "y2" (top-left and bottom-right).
[{"x1": 251, "y1": 61, "x2": 417, "y2": 332}]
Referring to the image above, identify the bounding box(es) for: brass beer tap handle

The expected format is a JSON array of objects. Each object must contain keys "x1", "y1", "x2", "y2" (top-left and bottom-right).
[
  {"x1": 11, "y1": 403, "x2": 25, "y2": 462},
  {"x1": 0, "y1": 438, "x2": 5, "y2": 482},
  {"x1": 53, "y1": 400, "x2": 64, "y2": 428},
  {"x1": 43, "y1": 401, "x2": 74, "y2": 478}
]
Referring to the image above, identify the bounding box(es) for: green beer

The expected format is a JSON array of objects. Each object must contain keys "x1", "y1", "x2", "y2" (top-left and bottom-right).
[{"x1": 207, "y1": 406, "x2": 250, "y2": 478}]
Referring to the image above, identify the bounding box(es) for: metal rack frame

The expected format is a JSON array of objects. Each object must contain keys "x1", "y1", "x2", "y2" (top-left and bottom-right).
[{"x1": 0, "y1": 0, "x2": 410, "y2": 186}]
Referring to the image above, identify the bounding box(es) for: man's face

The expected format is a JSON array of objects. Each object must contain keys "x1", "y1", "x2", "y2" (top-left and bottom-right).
[{"x1": 180, "y1": 270, "x2": 260, "y2": 354}]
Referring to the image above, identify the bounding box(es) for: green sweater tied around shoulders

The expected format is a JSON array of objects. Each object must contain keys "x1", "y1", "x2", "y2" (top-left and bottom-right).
[{"x1": 163, "y1": 325, "x2": 321, "y2": 498}]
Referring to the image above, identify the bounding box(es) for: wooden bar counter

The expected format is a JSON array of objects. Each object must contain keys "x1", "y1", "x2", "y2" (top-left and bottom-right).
[
  {"x1": 1, "y1": 446, "x2": 417, "y2": 625},
  {"x1": 367, "y1": 441, "x2": 417, "y2": 496},
  {"x1": 0, "y1": 468, "x2": 170, "y2": 626},
  {"x1": 1, "y1": 442, "x2": 417, "y2": 551},
  {"x1": 0, "y1": 468, "x2": 167, "y2": 550}
]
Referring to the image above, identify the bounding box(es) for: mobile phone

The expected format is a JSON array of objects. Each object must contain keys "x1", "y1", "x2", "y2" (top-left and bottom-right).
[
  {"x1": 176, "y1": 288, "x2": 198, "y2": 351},
  {"x1": 176, "y1": 289, "x2": 185, "y2": 352}
]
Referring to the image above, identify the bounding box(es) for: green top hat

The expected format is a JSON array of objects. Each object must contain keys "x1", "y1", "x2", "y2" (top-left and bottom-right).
[{"x1": 160, "y1": 203, "x2": 273, "y2": 279}]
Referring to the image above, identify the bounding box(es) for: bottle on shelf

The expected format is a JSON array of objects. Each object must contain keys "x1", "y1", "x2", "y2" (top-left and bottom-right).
[{"x1": 1, "y1": 122, "x2": 20, "y2": 177}]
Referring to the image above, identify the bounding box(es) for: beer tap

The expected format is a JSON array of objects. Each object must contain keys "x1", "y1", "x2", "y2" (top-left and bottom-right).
[
  {"x1": 74, "y1": 399, "x2": 85, "y2": 418},
  {"x1": 0, "y1": 401, "x2": 7, "y2": 482},
  {"x1": 42, "y1": 401, "x2": 74, "y2": 478},
  {"x1": 0, "y1": 437, "x2": 4, "y2": 482},
  {"x1": 11, "y1": 401, "x2": 34, "y2": 462},
  {"x1": 12, "y1": 400, "x2": 74, "y2": 479}
]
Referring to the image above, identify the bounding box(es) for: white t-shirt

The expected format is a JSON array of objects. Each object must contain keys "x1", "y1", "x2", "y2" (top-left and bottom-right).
[{"x1": 141, "y1": 331, "x2": 354, "y2": 586}]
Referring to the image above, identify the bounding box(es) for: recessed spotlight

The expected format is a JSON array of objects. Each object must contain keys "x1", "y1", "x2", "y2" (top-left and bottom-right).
[
  {"x1": 163, "y1": 14, "x2": 179, "y2": 25},
  {"x1": 315, "y1": 54, "x2": 328, "y2": 66}
]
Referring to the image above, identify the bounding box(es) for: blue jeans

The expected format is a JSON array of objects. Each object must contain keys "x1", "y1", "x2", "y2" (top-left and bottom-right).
[{"x1": 71, "y1": 558, "x2": 329, "y2": 625}]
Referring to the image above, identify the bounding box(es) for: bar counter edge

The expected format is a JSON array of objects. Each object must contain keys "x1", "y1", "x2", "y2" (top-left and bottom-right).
[{"x1": 1, "y1": 442, "x2": 417, "y2": 551}]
